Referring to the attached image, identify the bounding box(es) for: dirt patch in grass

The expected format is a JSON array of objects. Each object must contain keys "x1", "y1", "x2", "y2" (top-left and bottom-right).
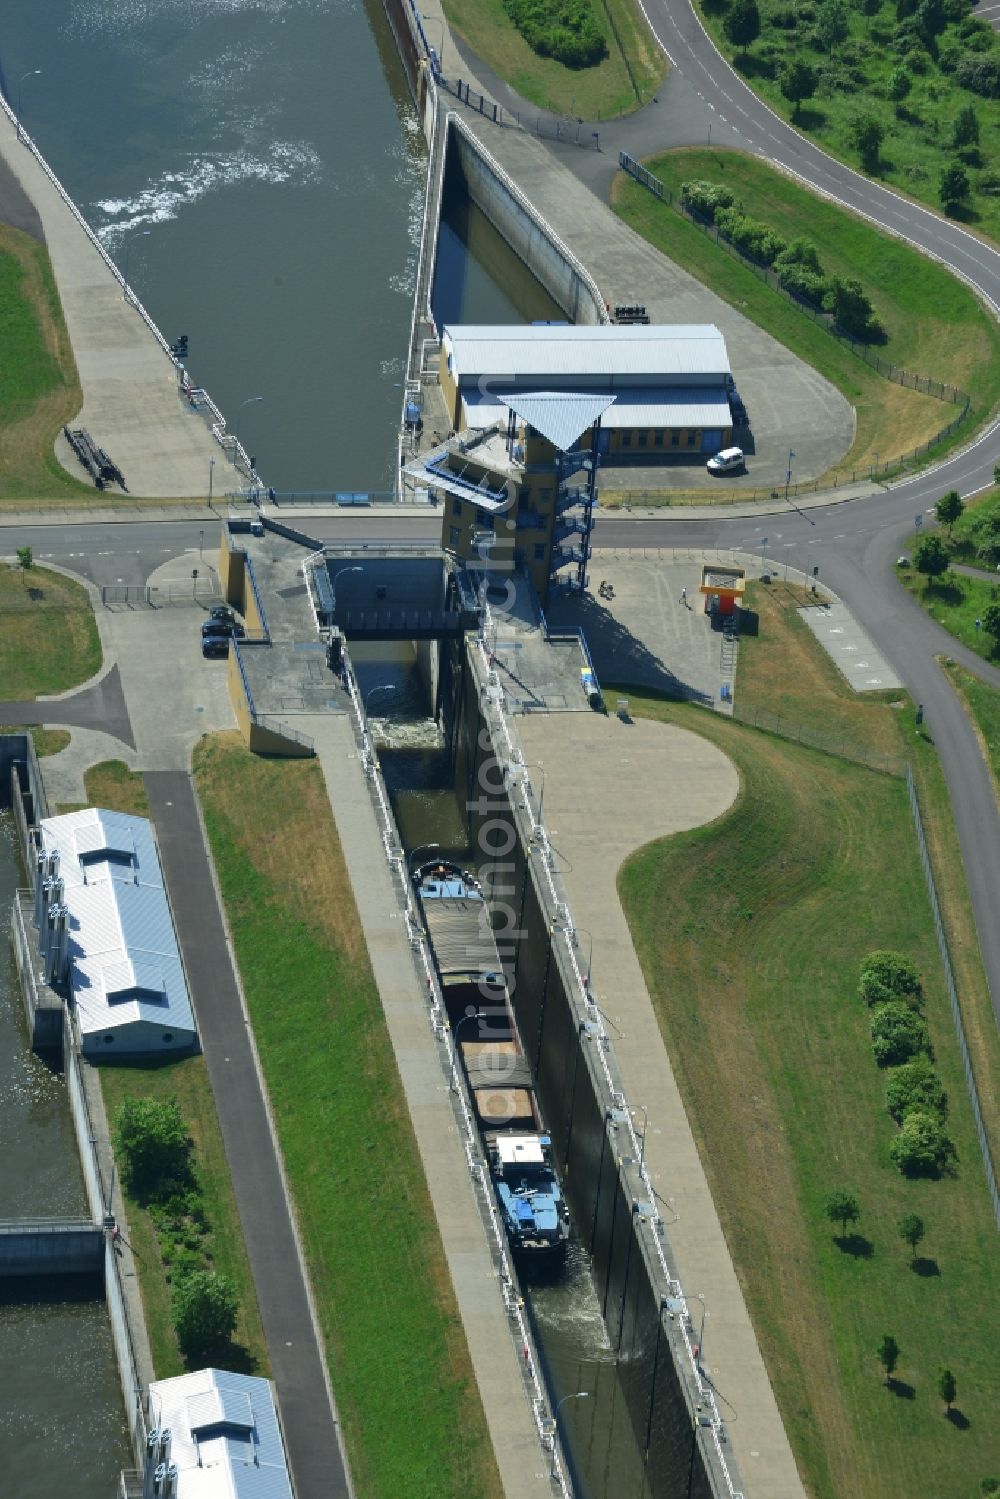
[
  {"x1": 100, "y1": 1056, "x2": 268, "y2": 1379},
  {"x1": 615, "y1": 695, "x2": 1000, "y2": 1499},
  {"x1": 0, "y1": 563, "x2": 101, "y2": 699},
  {"x1": 193, "y1": 732, "x2": 502, "y2": 1499}
]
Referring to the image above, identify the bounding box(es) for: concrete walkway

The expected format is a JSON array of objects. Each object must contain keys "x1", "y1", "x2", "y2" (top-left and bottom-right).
[
  {"x1": 144, "y1": 771, "x2": 352, "y2": 1499},
  {"x1": 0, "y1": 108, "x2": 220, "y2": 498},
  {"x1": 298, "y1": 711, "x2": 553, "y2": 1499},
  {"x1": 518, "y1": 712, "x2": 808, "y2": 1499}
]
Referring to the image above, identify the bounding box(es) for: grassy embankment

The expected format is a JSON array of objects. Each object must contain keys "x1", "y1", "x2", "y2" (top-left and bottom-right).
[
  {"x1": 894, "y1": 487, "x2": 1000, "y2": 664},
  {"x1": 698, "y1": 0, "x2": 1000, "y2": 245},
  {"x1": 608, "y1": 149, "x2": 1000, "y2": 502},
  {"x1": 0, "y1": 562, "x2": 101, "y2": 697},
  {"x1": 609, "y1": 583, "x2": 1000, "y2": 1499},
  {"x1": 441, "y1": 0, "x2": 664, "y2": 117},
  {"x1": 72, "y1": 760, "x2": 266, "y2": 1379},
  {"x1": 193, "y1": 733, "x2": 502, "y2": 1499}
]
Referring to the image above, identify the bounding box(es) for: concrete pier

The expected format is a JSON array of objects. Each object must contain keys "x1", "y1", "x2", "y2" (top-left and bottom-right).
[{"x1": 0, "y1": 1220, "x2": 104, "y2": 1278}]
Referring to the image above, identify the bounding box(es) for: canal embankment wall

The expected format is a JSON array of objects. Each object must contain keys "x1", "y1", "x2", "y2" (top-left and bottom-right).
[{"x1": 455, "y1": 643, "x2": 743, "y2": 1499}]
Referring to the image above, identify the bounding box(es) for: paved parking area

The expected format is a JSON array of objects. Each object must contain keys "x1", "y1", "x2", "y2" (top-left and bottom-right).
[{"x1": 797, "y1": 601, "x2": 902, "y2": 692}]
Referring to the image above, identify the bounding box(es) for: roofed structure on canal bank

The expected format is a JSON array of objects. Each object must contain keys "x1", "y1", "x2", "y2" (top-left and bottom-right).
[
  {"x1": 438, "y1": 323, "x2": 735, "y2": 461},
  {"x1": 35, "y1": 807, "x2": 197, "y2": 1056},
  {"x1": 142, "y1": 1368, "x2": 294, "y2": 1499}
]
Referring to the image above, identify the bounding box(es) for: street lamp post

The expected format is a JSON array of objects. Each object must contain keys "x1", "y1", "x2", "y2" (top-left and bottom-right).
[
  {"x1": 450, "y1": 1008, "x2": 482, "y2": 1093},
  {"x1": 571, "y1": 925, "x2": 593, "y2": 989},
  {"x1": 234, "y1": 395, "x2": 264, "y2": 473},
  {"x1": 694, "y1": 1294, "x2": 707, "y2": 1363},
  {"x1": 122, "y1": 229, "x2": 151, "y2": 303},
  {"x1": 632, "y1": 1103, "x2": 649, "y2": 1168},
  {"x1": 16, "y1": 70, "x2": 42, "y2": 143},
  {"x1": 550, "y1": 1391, "x2": 590, "y2": 1479},
  {"x1": 521, "y1": 762, "x2": 545, "y2": 824},
  {"x1": 784, "y1": 448, "x2": 796, "y2": 506},
  {"x1": 332, "y1": 565, "x2": 362, "y2": 621},
  {"x1": 208, "y1": 457, "x2": 216, "y2": 506},
  {"x1": 365, "y1": 683, "x2": 397, "y2": 718}
]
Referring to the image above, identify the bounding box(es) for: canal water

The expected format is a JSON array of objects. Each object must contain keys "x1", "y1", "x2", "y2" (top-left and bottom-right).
[
  {"x1": 0, "y1": 812, "x2": 131, "y2": 1493},
  {"x1": 354, "y1": 651, "x2": 654, "y2": 1499}
]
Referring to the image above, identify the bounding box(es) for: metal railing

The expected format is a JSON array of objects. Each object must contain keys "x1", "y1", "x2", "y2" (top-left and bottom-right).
[
  {"x1": 341, "y1": 659, "x2": 575, "y2": 1497},
  {"x1": 905, "y1": 767, "x2": 1000, "y2": 1226},
  {"x1": 731, "y1": 704, "x2": 907, "y2": 776},
  {"x1": 472, "y1": 600, "x2": 745, "y2": 1499}
]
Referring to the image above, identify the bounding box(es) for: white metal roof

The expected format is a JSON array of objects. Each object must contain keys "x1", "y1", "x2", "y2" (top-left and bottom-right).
[
  {"x1": 443, "y1": 323, "x2": 730, "y2": 382},
  {"x1": 39, "y1": 808, "x2": 195, "y2": 1042},
  {"x1": 148, "y1": 1368, "x2": 294, "y2": 1499},
  {"x1": 598, "y1": 387, "x2": 732, "y2": 428},
  {"x1": 496, "y1": 1136, "x2": 545, "y2": 1165},
  {"x1": 500, "y1": 392, "x2": 615, "y2": 452}
]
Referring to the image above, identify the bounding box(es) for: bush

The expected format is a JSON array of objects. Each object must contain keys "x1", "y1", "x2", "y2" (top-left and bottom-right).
[
  {"x1": 714, "y1": 206, "x2": 787, "y2": 264},
  {"x1": 824, "y1": 275, "x2": 885, "y2": 340},
  {"x1": 870, "y1": 1001, "x2": 930, "y2": 1066},
  {"x1": 503, "y1": 0, "x2": 608, "y2": 66},
  {"x1": 173, "y1": 1269, "x2": 239, "y2": 1360},
  {"x1": 858, "y1": 950, "x2": 922, "y2": 1008},
  {"x1": 885, "y1": 1056, "x2": 948, "y2": 1122},
  {"x1": 956, "y1": 55, "x2": 1000, "y2": 98},
  {"x1": 889, "y1": 1109, "x2": 957, "y2": 1176},
  {"x1": 680, "y1": 180, "x2": 737, "y2": 221},
  {"x1": 113, "y1": 1097, "x2": 192, "y2": 1201}
]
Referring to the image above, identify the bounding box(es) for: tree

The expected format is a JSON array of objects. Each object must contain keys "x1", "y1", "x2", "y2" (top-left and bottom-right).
[
  {"x1": 878, "y1": 1333, "x2": 900, "y2": 1383},
  {"x1": 870, "y1": 1001, "x2": 930, "y2": 1066},
  {"x1": 982, "y1": 601, "x2": 1000, "y2": 646},
  {"x1": 824, "y1": 277, "x2": 881, "y2": 340},
  {"x1": 780, "y1": 59, "x2": 818, "y2": 121},
  {"x1": 889, "y1": 1110, "x2": 957, "y2": 1176},
  {"x1": 858, "y1": 950, "x2": 922, "y2": 1008},
  {"x1": 848, "y1": 113, "x2": 885, "y2": 171},
  {"x1": 816, "y1": 0, "x2": 850, "y2": 52},
  {"x1": 938, "y1": 1367, "x2": 957, "y2": 1411},
  {"x1": 173, "y1": 1270, "x2": 239, "y2": 1360},
  {"x1": 887, "y1": 66, "x2": 912, "y2": 102},
  {"x1": 940, "y1": 161, "x2": 971, "y2": 213},
  {"x1": 913, "y1": 532, "x2": 950, "y2": 584},
  {"x1": 15, "y1": 546, "x2": 32, "y2": 580},
  {"x1": 885, "y1": 1056, "x2": 948, "y2": 1123},
  {"x1": 824, "y1": 1189, "x2": 860, "y2": 1235},
  {"x1": 951, "y1": 103, "x2": 980, "y2": 149},
  {"x1": 915, "y1": 0, "x2": 947, "y2": 43},
  {"x1": 898, "y1": 1212, "x2": 925, "y2": 1261},
  {"x1": 935, "y1": 489, "x2": 964, "y2": 533},
  {"x1": 113, "y1": 1096, "x2": 191, "y2": 1199},
  {"x1": 724, "y1": 0, "x2": 761, "y2": 54}
]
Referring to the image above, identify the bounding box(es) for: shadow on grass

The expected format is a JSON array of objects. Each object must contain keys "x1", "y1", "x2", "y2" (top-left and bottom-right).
[
  {"x1": 738, "y1": 608, "x2": 760, "y2": 638},
  {"x1": 946, "y1": 1406, "x2": 970, "y2": 1430},
  {"x1": 887, "y1": 1377, "x2": 916, "y2": 1399},
  {"x1": 834, "y1": 1232, "x2": 874, "y2": 1258},
  {"x1": 184, "y1": 1334, "x2": 259, "y2": 1376},
  {"x1": 925, "y1": 577, "x2": 964, "y2": 606},
  {"x1": 733, "y1": 52, "x2": 776, "y2": 81},
  {"x1": 911, "y1": 1255, "x2": 940, "y2": 1277},
  {"x1": 792, "y1": 106, "x2": 827, "y2": 131}
]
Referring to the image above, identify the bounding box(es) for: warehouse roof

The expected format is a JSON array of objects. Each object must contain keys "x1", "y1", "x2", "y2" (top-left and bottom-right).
[
  {"x1": 38, "y1": 808, "x2": 195, "y2": 1042},
  {"x1": 148, "y1": 1368, "x2": 293, "y2": 1499},
  {"x1": 500, "y1": 392, "x2": 616, "y2": 451},
  {"x1": 442, "y1": 323, "x2": 731, "y2": 382}
]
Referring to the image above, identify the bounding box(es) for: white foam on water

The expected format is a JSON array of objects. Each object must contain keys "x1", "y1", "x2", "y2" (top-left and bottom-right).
[
  {"x1": 93, "y1": 139, "x2": 323, "y2": 243},
  {"x1": 68, "y1": 0, "x2": 318, "y2": 38}
]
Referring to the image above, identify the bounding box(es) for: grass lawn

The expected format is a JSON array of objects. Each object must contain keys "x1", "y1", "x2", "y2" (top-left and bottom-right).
[
  {"x1": 612, "y1": 148, "x2": 1000, "y2": 475},
  {"x1": 0, "y1": 224, "x2": 92, "y2": 503},
  {"x1": 945, "y1": 664, "x2": 1000, "y2": 800},
  {"x1": 615, "y1": 693, "x2": 1000, "y2": 1499},
  {"x1": 193, "y1": 733, "x2": 502, "y2": 1499},
  {"x1": 84, "y1": 761, "x2": 150, "y2": 817},
  {"x1": 442, "y1": 0, "x2": 664, "y2": 117},
  {"x1": 0, "y1": 563, "x2": 101, "y2": 698},
  {"x1": 0, "y1": 726, "x2": 71, "y2": 756},
  {"x1": 99, "y1": 1056, "x2": 269, "y2": 1380},
  {"x1": 898, "y1": 563, "x2": 1000, "y2": 663},
  {"x1": 697, "y1": 0, "x2": 1000, "y2": 246}
]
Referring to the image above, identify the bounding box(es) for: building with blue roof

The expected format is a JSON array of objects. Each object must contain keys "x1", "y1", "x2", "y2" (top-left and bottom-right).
[{"x1": 35, "y1": 807, "x2": 197, "y2": 1056}]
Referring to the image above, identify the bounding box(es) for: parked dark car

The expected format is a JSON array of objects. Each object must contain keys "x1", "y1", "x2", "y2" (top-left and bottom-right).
[
  {"x1": 201, "y1": 633, "x2": 229, "y2": 659},
  {"x1": 205, "y1": 605, "x2": 235, "y2": 628},
  {"x1": 201, "y1": 617, "x2": 246, "y2": 639}
]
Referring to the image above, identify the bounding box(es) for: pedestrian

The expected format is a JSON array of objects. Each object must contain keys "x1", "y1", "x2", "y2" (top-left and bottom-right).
[{"x1": 681, "y1": 587, "x2": 687, "y2": 605}]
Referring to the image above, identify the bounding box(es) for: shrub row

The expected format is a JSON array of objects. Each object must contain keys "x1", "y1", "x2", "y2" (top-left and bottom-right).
[
  {"x1": 114, "y1": 1096, "x2": 240, "y2": 1362},
  {"x1": 857, "y1": 951, "x2": 956, "y2": 1177},
  {"x1": 502, "y1": 0, "x2": 608, "y2": 67},
  {"x1": 679, "y1": 179, "x2": 886, "y2": 340}
]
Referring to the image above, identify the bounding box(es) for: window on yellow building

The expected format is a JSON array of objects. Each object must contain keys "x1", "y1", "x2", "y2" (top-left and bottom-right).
[
  {"x1": 654, "y1": 430, "x2": 664, "y2": 447},
  {"x1": 638, "y1": 431, "x2": 648, "y2": 448},
  {"x1": 670, "y1": 430, "x2": 680, "y2": 447},
  {"x1": 621, "y1": 430, "x2": 632, "y2": 447}
]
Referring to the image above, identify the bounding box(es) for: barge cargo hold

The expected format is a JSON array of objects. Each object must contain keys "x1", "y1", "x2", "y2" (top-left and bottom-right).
[{"x1": 414, "y1": 860, "x2": 570, "y2": 1265}]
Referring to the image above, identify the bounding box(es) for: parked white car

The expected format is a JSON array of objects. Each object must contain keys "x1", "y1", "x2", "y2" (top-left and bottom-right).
[{"x1": 706, "y1": 446, "x2": 745, "y2": 475}]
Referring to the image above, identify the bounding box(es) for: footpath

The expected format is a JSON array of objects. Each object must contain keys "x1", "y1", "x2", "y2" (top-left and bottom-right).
[{"x1": 0, "y1": 104, "x2": 219, "y2": 498}]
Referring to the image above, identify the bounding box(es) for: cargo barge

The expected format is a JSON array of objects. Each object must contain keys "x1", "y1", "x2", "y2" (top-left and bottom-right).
[{"x1": 414, "y1": 858, "x2": 570, "y2": 1265}]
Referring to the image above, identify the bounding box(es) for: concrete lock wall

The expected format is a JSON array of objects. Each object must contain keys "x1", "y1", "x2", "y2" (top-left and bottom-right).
[
  {"x1": 459, "y1": 671, "x2": 715, "y2": 1499},
  {"x1": 0, "y1": 1225, "x2": 104, "y2": 1277},
  {"x1": 449, "y1": 121, "x2": 606, "y2": 327}
]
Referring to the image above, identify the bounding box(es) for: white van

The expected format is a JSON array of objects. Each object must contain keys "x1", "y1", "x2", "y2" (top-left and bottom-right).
[{"x1": 706, "y1": 447, "x2": 745, "y2": 475}]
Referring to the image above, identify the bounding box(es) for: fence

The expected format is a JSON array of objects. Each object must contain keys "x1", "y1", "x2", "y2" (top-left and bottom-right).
[
  {"x1": 905, "y1": 768, "x2": 1000, "y2": 1227},
  {"x1": 617, "y1": 152, "x2": 973, "y2": 466},
  {"x1": 731, "y1": 704, "x2": 907, "y2": 776}
]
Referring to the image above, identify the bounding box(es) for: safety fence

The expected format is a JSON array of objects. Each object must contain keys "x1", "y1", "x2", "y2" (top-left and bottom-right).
[
  {"x1": 0, "y1": 92, "x2": 261, "y2": 487},
  {"x1": 439, "y1": 75, "x2": 503, "y2": 125},
  {"x1": 905, "y1": 768, "x2": 1000, "y2": 1227},
  {"x1": 731, "y1": 704, "x2": 907, "y2": 777},
  {"x1": 618, "y1": 152, "x2": 972, "y2": 426},
  {"x1": 341, "y1": 658, "x2": 575, "y2": 1498},
  {"x1": 474, "y1": 599, "x2": 745, "y2": 1499}
]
